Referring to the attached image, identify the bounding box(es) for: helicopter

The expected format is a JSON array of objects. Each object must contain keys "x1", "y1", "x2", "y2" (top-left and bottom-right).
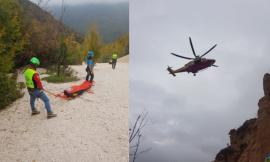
[{"x1": 167, "y1": 37, "x2": 218, "y2": 76}]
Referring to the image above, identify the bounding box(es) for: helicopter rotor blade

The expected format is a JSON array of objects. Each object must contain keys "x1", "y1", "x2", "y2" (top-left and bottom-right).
[
  {"x1": 189, "y1": 37, "x2": 197, "y2": 57},
  {"x1": 170, "y1": 53, "x2": 193, "y2": 60},
  {"x1": 201, "y1": 44, "x2": 217, "y2": 58}
]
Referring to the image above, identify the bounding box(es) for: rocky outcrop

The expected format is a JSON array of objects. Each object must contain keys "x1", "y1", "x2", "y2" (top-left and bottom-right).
[{"x1": 213, "y1": 73, "x2": 270, "y2": 162}]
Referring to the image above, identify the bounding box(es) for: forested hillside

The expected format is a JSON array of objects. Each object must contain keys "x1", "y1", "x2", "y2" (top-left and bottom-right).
[{"x1": 16, "y1": 0, "x2": 82, "y2": 67}]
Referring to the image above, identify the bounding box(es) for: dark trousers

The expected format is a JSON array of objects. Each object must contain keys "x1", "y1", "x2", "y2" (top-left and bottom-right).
[
  {"x1": 112, "y1": 59, "x2": 117, "y2": 69},
  {"x1": 86, "y1": 65, "x2": 94, "y2": 82}
]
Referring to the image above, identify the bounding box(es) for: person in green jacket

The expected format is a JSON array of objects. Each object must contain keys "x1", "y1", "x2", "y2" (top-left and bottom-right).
[
  {"x1": 111, "y1": 53, "x2": 118, "y2": 70},
  {"x1": 23, "y1": 57, "x2": 57, "y2": 119}
]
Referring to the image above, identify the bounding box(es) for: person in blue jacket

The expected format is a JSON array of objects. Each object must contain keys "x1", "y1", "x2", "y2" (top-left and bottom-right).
[{"x1": 86, "y1": 51, "x2": 94, "y2": 82}]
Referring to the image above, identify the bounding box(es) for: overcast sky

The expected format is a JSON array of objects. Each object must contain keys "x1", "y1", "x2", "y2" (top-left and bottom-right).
[
  {"x1": 30, "y1": 0, "x2": 128, "y2": 6},
  {"x1": 130, "y1": 0, "x2": 270, "y2": 162}
]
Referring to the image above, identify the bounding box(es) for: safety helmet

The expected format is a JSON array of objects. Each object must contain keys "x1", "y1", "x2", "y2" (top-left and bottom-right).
[
  {"x1": 88, "y1": 51, "x2": 94, "y2": 57},
  {"x1": 30, "y1": 57, "x2": 40, "y2": 66}
]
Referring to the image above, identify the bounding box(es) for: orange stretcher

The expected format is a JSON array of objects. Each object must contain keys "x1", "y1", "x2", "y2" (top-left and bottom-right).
[{"x1": 45, "y1": 80, "x2": 94, "y2": 100}]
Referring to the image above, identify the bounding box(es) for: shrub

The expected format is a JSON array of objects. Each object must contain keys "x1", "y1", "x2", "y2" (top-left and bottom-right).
[
  {"x1": 0, "y1": 73, "x2": 23, "y2": 109},
  {"x1": 42, "y1": 75, "x2": 78, "y2": 83}
]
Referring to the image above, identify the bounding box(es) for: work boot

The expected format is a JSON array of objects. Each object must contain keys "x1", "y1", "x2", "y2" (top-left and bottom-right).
[
  {"x1": 31, "y1": 109, "x2": 40, "y2": 115},
  {"x1": 47, "y1": 112, "x2": 57, "y2": 119}
]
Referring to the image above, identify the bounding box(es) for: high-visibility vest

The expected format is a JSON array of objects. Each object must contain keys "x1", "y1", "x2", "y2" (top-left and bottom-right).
[
  {"x1": 23, "y1": 68, "x2": 36, "y2": 88},
  {"x1": 112, "y1": 53, "x2": 117, "y2": 59}
]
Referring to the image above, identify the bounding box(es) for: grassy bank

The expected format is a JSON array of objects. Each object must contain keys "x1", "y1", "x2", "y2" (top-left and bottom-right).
[{"x1": 43, "y1": 75, "x2": 78, "y2": 83}]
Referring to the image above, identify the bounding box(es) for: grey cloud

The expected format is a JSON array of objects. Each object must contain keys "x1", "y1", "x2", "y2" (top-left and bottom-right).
[{"x1": 130, "y1": 80, "x2": 233, "y2": 162}]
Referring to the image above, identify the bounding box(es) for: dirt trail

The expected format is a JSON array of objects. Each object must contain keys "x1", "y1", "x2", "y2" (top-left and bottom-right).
[{"x1": 0, "y1": 63, "x2": 128, "y2": 162}]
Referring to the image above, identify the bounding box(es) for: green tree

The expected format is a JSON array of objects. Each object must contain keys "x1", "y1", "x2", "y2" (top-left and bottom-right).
[
  {"x1": 82, "y1": 25, "x2": 103, "y2": 62},
  {"x1": 65, "y1": 34, "x2": 82, "y2": 65},
  {"x1": 0, "y1": 0, "x2": 24, "y2": 73},
  {"x1": 53, "y1": 33, "x2": 82, "y2": 77},
  {"x1": 0, "y1": 0, "x2": 25, "y2": 109},
  {"x1": 56, "y1": 35, "x2": 68, "y2": 76},
  {"x1": 20, "y1": 19, "x2": 59, "y2": 67},
  {"x1": 99, "y1": 33, "x2": 129, "y2": 62}
]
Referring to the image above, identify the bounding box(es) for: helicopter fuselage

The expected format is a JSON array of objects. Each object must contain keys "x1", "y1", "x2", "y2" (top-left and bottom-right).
[{"x1": 184, "y1": 58, "x2": 215, "y2": 74}]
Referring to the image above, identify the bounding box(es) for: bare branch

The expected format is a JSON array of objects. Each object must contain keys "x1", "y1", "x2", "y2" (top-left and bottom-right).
[
  {"x1": 138, "y1": 147, "x2": 152, "y2": 155},
  {"x1": 60, "y1": 0, "x2": 66, "y2": 24},
  {"x1": 129, "y1": 114, "x2": 141, "y2": 142},
  {"x1": 129, "y1": 112, "x2": 148, "y2": 143},
  {"x1": 133, "y1": 134, "x2": 142, "y2": 162},
  {"x1": 129, "y1": 111, "x2": 151, "y2": 162}
]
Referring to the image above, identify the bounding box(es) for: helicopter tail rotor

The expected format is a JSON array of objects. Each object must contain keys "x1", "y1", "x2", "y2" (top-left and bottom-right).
[{"x1": 167, "y1": 66, "x2": 176, "y2": 77}]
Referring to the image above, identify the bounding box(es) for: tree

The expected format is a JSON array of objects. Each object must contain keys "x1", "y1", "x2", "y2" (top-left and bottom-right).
[
  {"x1": 82, "y1": 25, "x2": 103, "y2": 62},
  {"x1": 0, "y1": 0, "x2": 25, "y2": 73},
  {"x1": 14, "y1": 0, "x2": 65, "y2": 67},
  {"x1": 0, "y1": 0, "x2": 25, "y2": 109},
  {"x1": 55, "y1": 0, "x2": 67, "y2": 76},
  {"x1": 99, "y1": 33, "x2": 129, "y2": 62},
  {"x1": 17, "y1": 18, "x2": 59, "y2": 67},
  {"x1": 116, "y1": 33, "x2": 129, "y2": 56},
  {"x1": 56, "y1": 36, "x2": 68, "y2": 76},
  {"x1": 53, "y1": 0, "x2": 81, "y2": 76},
  {"x1": 64, "y1": 34, "x2": 82, "y2": 65}
]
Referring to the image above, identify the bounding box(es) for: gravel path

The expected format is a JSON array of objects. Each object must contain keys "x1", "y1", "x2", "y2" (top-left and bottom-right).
[{"x1": 0, "y1": 63, "x2": 128, "y2": 162}]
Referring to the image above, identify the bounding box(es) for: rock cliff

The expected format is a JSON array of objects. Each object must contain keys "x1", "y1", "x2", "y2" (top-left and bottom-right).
[{"x1": 213, "y1": 73, "x2": 270, "y2": 162}]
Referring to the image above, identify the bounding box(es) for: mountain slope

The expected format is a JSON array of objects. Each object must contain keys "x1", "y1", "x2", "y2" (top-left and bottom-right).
[{"x1": 15, "y1": 0, "x2": 82, "y2": 67}]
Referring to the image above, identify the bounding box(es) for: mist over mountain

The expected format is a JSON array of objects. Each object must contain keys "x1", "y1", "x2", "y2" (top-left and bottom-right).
[{"x1": 50, "y1": 2, "x2": 129, "y2": 43}]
